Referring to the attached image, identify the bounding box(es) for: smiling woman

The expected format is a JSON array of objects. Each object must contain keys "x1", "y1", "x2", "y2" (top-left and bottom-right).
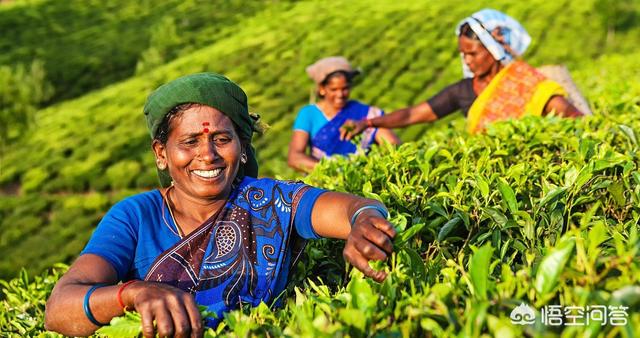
[
  {"x1": 287, "y1": 56, "x2": 400, "y2": 173},
  {"x1": 340, "y1": 9, "x2": 584, "y2": 139},
  {"x1": 152, "y1": 104, "x2": 244, "y2": 216},
  {"x1": 44, "y1": 73, "x2": 396, "y2": 337}
]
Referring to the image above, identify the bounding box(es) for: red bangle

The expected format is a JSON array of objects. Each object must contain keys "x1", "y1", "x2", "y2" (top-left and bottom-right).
[
  {"x1": 117, "y1": 280, "x2": 138, "y2": 310},
  {"x1": 366, "y1": 119, "x2": 374, "y2": 128}
]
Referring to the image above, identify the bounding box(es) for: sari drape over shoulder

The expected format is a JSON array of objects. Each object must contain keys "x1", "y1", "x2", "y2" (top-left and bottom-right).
[
  {"x1": 144, "y1": 177, "x2": 311, "y2": 327},
  {"x1": 310, "y1": 100, "x2": 381, "y2": 159},
  {"x1": 466, "y1": 61, "x2": 567, "y2": 133}
]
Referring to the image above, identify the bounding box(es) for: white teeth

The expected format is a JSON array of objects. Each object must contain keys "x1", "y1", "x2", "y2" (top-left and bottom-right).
[{"x1": 192, "y1": 168, "x2": 223, "y2": 178}]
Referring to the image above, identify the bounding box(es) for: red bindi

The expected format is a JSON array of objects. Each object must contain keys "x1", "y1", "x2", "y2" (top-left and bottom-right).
[{"x1": 202, "y1": 122, "x2": 210, "y2": 134}]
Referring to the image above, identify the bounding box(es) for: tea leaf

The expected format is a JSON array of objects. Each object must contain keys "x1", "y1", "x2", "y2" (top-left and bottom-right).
[
  {"x1": 474, "y1": 175, "x2": 490, "y2": 200},
  {"x1": 618, "y1": 124, "x2": 638, "y2": 146},
  {"x1": 539, "y1": 187, "x2": 567, "y2": 209},
  {"x1": 95, "y1": 312, "x2": 142, "y2": 338},
  {"x1": 607, "y1": 181, "x2": 626, "y2": 207},
  {"x1": 437, "y1": 216, "x2": 462, "y2": 242},
  {"x1": 469, "y1": 244, "x2": 494, "y2": 300},
  {"x1": 484, "y1": 207, "x2": 508, "y2": 228},
  {"x1": 534, "y1": 236, "x2": 576, "y2": 297},
  {"x1": 497, "y1": 178, "x2": 518, "y2": 214},
  {"x1": 394, "y1": 222, "x2": 426, "y2": 248}
]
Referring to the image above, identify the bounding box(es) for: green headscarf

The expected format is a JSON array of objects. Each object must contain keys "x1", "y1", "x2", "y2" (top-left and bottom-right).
[{"x1": 143, "y1": 72, "x2": 259, "y2": 187}]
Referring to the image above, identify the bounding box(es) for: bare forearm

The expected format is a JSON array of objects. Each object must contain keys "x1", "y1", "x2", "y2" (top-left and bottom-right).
[
  {"x1": 312, "y1": 192, "x2": 396, "y2": 282},
  {"x1": 45, "y1": 283, "x2": 123, "y2": 336},
  {"x1": 369, "y1": 103, "x2": 438, "y2": 129},
  {"x1": 287, "y1": 151, "x2": 319, "y2": 173},
  {"x1": 368, "y1": 107, "x2": 414, "y2": 129},
  {"x1": 311, "y1": 192, "x2": 385, "y2": 239},
  {"x1": 45, "y1": 255, "x2": 123, "y2": 336},
  {"x1": 544, "y1": 96, "x2": 583, "y2": 118}
]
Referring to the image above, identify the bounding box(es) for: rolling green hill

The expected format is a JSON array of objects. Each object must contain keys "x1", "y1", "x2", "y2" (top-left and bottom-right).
[{"x1": 0, "y1": 0, "x2": 287, "y2": 102}]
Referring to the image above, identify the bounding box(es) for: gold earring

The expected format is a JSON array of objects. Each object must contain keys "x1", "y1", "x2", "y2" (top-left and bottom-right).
[{"x1": 157, "y1": 161, "x2": 166, "y2": 170}]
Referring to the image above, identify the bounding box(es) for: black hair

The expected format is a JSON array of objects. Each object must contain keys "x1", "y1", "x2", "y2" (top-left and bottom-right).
[
  {"x1": 320, "y1": 70, "x2": 356, "y2": 86},
  {"x1": 154, "y1": 103, "x2": 250, "y2": 145},
  {"x1": 154, "y1": 103, "x2": 196, "y2": 144},
  {"x1": 459, "y1": 22, "x2": 480, "y2": 40},
  {"x1": 317, "y1": 70, "x2": 355, "y2": 99}
]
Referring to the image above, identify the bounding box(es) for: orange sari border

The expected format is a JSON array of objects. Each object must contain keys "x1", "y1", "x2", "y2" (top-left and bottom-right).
[{"x1": 466, "y1": 61, "x2": 567, "y2": 133}]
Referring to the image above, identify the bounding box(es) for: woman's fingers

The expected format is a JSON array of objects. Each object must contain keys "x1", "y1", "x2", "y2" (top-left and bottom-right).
[
  {"x1": 353, "y1": 236, "x2": 388, "y2": 261},
  {"x1": 183, "y1": 294, "x2": 204, "y2": 338},
  {"x1": 154, "y1": 306, "x2": 175, "y2": 338},
  {"x1": 340, "y1": 119, "x2": 367, "y2": 140},
  {"x1": 168, "y1": 297, "x2": 194, "y2": 338},
  {"x1": 362, "y1": 226, "x2": 394, "y2": 255},
  {"x1": 344, "y1": 218, "x2": 398, "y2": 281},
  {"x1": 343, "y1": 245, "x2": 387, "y2": 282},
  {"x1": 371, "y1": 218, "x2": 397, "y2": 243},
  {"x1": 133, "y1": 282, "x2": 203, "y2": 338},
  {"x1": 139, "y1": 305, "x2": 156, "y2": 338},
  {"x1": 339, "y1": 120, "x2": 353, "y2": 140},
  {"x1": 355, "y1": 215, "x2": 396, "y2": 254}
]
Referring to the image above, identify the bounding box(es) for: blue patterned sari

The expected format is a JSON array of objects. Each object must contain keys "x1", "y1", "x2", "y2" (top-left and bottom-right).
[
  {"x1": 144, "y1": 177, "x2": 311, "y2": 327},
  {"x1": 310, "y1": 100, "x2": 382, "y2": 159}
]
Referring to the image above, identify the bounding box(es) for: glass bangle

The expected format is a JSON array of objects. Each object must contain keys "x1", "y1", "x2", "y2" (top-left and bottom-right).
[
  {"x1": 83, "y1": 283, "x2": 110, "y2": 326},
  {"x1": 350, "y1": 205, "x2": 389, "y2": 226}
]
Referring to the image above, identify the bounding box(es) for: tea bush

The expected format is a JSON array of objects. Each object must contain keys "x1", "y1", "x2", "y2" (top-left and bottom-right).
[
  {"x1": 0, "y1": 59, "x2": 53, "y2": 145},
  {"x1": 3, "y1": 107, "x2": 640, "y2": 336}
]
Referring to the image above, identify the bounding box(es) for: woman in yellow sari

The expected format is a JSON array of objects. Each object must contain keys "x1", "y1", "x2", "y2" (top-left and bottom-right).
[{"x1": 340, "y1": 9, "x2": 582, "y2": 138}]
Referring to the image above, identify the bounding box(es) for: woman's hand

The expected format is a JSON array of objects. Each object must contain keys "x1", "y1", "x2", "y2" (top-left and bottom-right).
[
  {"x1": 343, "y1": 210, "x2": 397, "y2": 282},
  {"x1": 123, "y1": 282, "x2": 203, "y2": 338},
  {"x1": 340, "y1": 119, "x2": 368, "y2": 141},
  {"x1": 310, "y1": 192, "x2": 396, "y2": 282}
]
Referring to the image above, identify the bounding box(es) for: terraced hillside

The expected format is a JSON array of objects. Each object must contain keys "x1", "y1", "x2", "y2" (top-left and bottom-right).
[
  {"x1": 0, "y1": 0, "x2": 638, "y2": 287},
  {"x1": 0, "y1": 0, "x2": 283, "y2": 102}
]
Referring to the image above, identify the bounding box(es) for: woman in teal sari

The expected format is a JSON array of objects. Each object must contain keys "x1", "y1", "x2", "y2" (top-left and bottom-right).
[
  {"x1": 45, "y1": 73, "x2": 396, "y2": 337},
  {"x1": 288, "y1": 56, "x2": 400, "y2": 173}
]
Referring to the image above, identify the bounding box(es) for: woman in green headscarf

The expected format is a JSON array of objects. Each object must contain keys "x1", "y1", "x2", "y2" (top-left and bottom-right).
[{"x1": 45, "y1": 73, "x2": 396, "y2": 337}]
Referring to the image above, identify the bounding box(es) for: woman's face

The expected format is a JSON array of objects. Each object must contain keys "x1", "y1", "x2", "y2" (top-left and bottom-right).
[
  {"x1": 458, "y1": 35, "x2": 497, "y2": 77},
  {"x1": 319, "y1": 74, "x2": 350, "y2": 109},
  {"x1": 154, "y1": 105, "x2": 242, "y2": 201}
]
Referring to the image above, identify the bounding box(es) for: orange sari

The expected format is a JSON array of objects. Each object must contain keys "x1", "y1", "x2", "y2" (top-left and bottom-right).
[{"x1": 466, "y1": 61, "x2": 566, "y2": 133}]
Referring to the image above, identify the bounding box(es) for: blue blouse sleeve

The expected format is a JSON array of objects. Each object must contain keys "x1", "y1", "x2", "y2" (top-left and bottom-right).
[
  {"x1": 292, "y1": 106, "x2": 313, "y2": 133},
  {"x1": 293, "y1": 186, "x2": 327, "y2": 240},
  {"x1": 81, "y1": 199, "x2": 138, "y2": 280}
]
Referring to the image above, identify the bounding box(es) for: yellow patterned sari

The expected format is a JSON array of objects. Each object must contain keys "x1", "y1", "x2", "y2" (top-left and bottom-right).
[{"x1": 466, "y1": 61, "x2": 567, "y2": 133}]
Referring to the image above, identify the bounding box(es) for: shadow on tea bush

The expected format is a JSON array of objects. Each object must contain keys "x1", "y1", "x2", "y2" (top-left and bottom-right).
[
  {"x1": 20, "y1": 167, "x2": 49, "y2": 194},
  {"x1": 106, "y1": 160, "x2": 142, "y2": 190}
]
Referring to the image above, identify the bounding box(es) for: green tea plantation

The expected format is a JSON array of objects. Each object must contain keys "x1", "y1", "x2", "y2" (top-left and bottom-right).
[{"x1": 1, "y1": 0, "x2": 639, "y2": 336}]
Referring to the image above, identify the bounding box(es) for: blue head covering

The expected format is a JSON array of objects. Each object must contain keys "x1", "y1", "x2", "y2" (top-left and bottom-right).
[{"x1": 456, "y1": 9, "x2": 531, "y2": 78}]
